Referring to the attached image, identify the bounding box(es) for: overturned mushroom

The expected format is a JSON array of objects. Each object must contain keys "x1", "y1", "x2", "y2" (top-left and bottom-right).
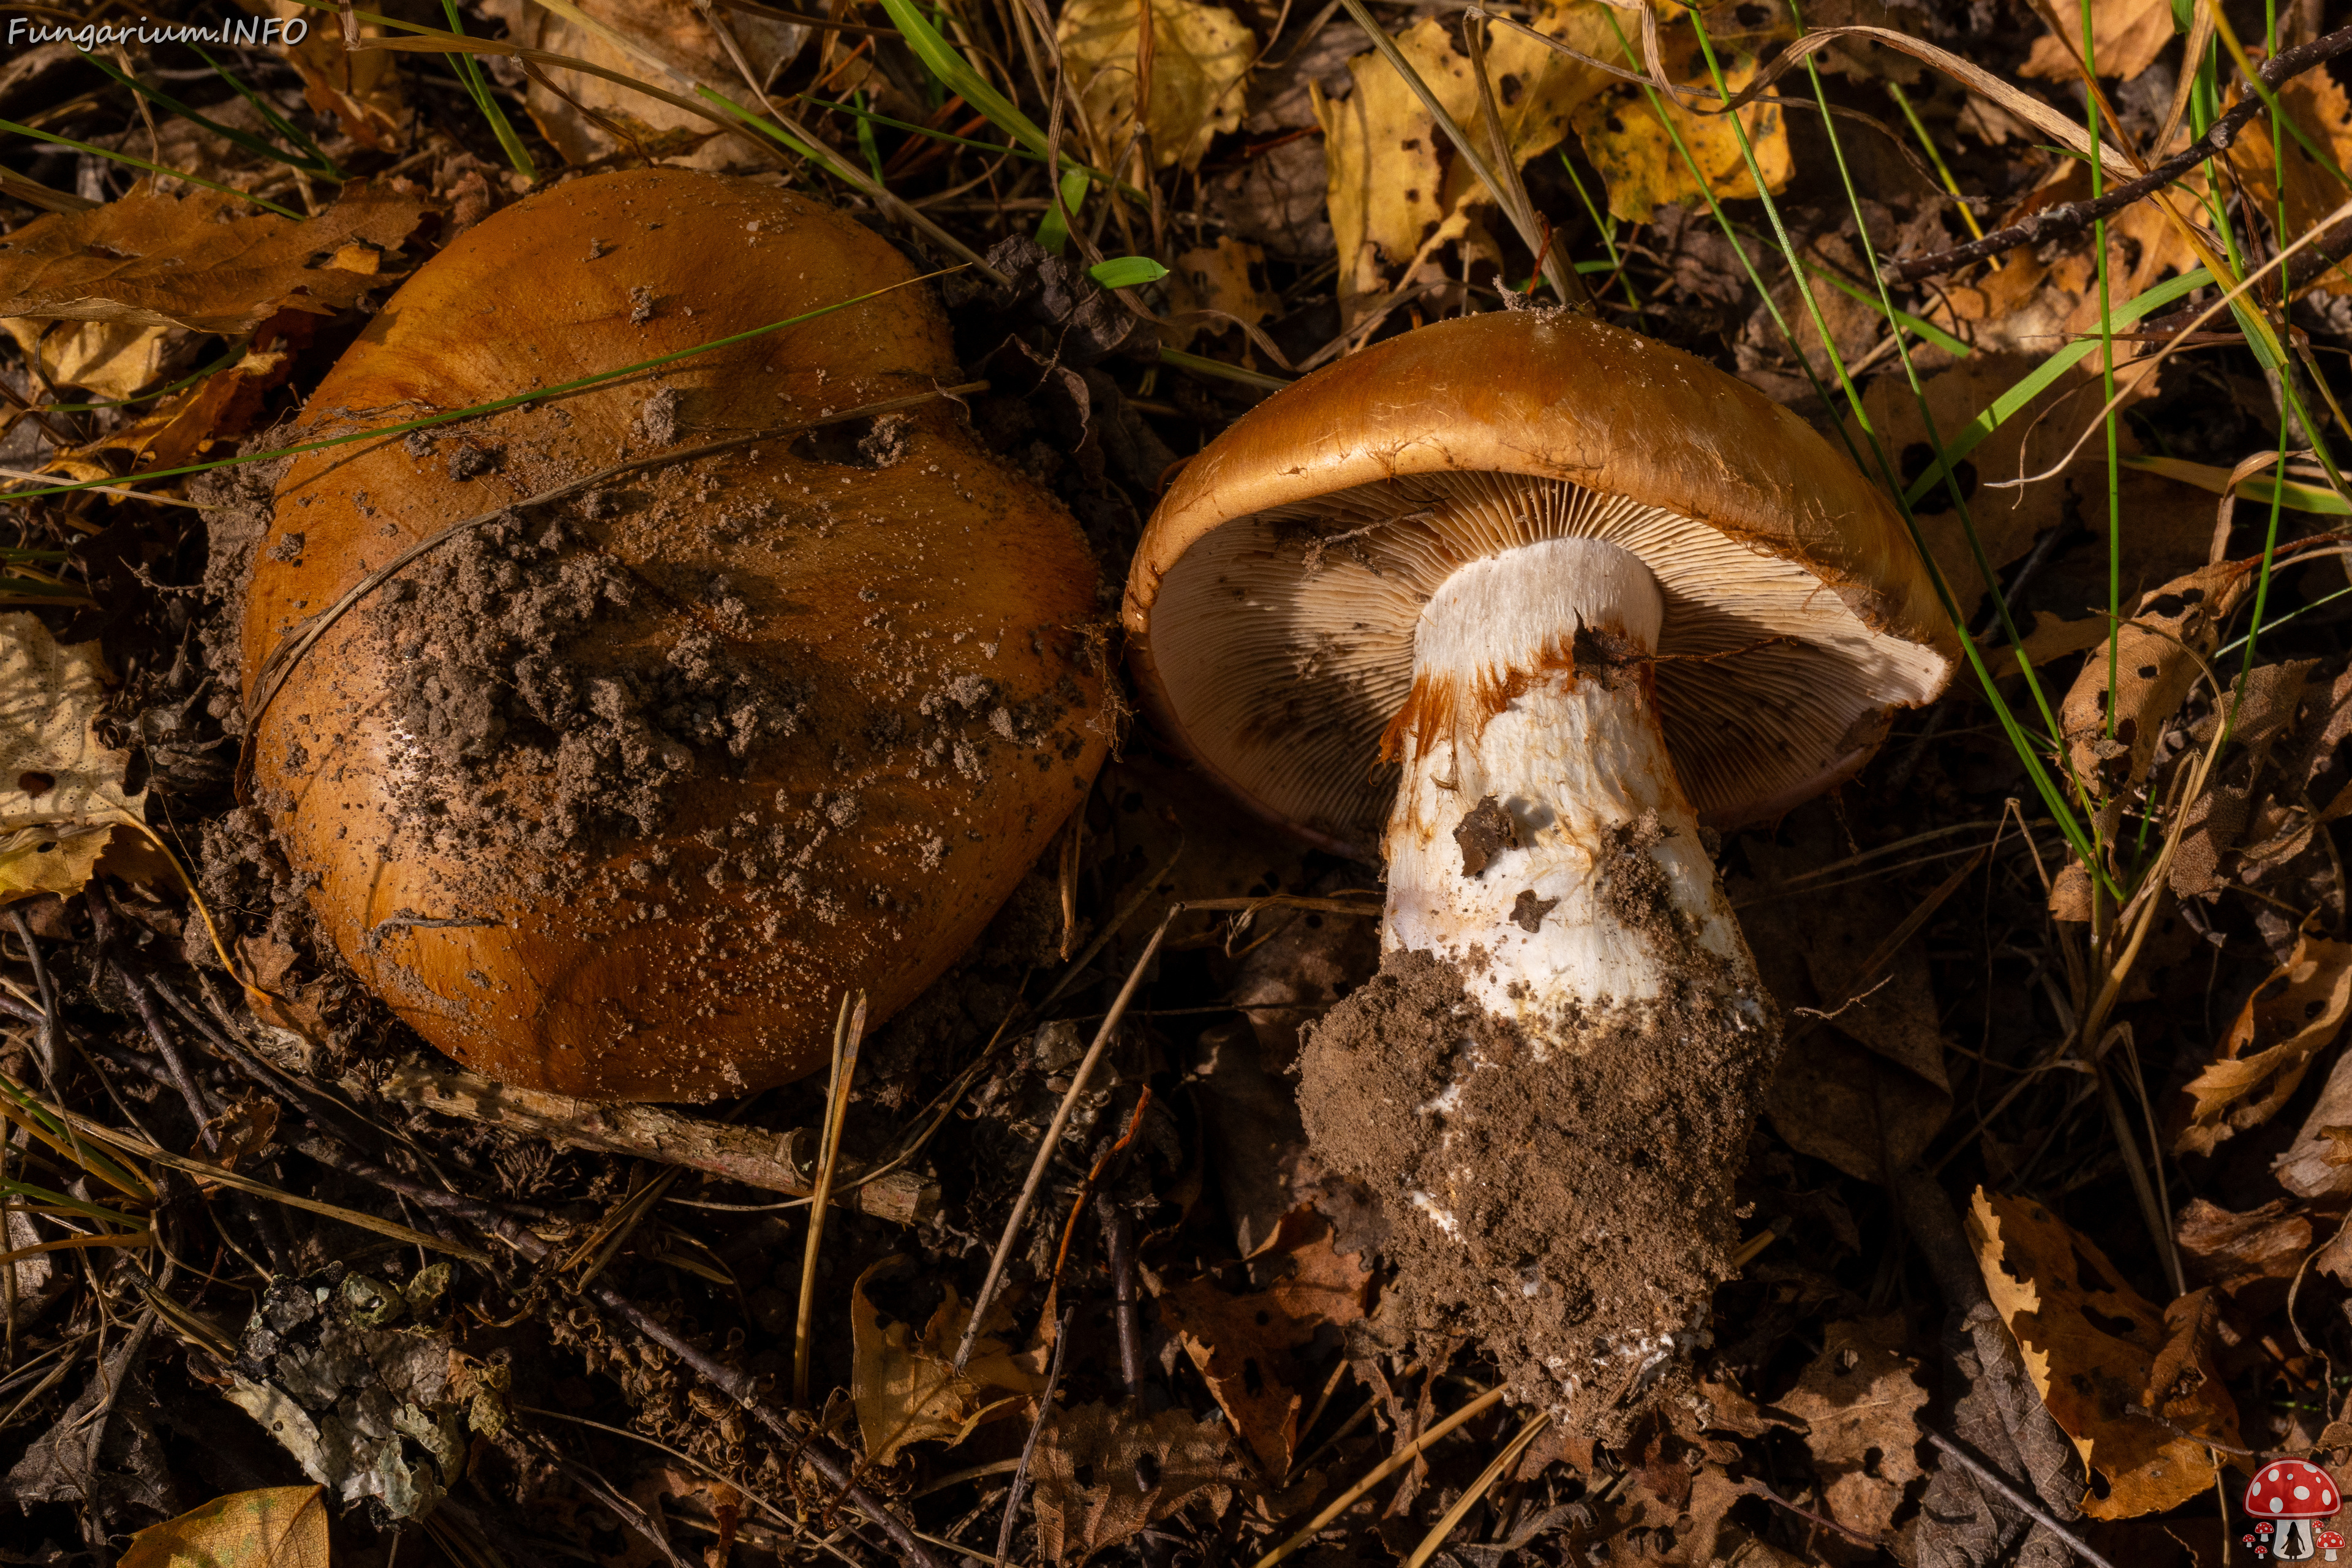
[
  {"x1": 244, "y1": 168, "x2": 1108, "y2": 1099},
  {"x1": 1123, "y1": 308, "x2": 1956, "y2": 1431}
]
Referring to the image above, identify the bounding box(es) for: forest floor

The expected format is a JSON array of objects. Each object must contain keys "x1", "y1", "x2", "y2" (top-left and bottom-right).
[{"x1": 6, "y1": 1, "x2": 2352, "y2": 1565}]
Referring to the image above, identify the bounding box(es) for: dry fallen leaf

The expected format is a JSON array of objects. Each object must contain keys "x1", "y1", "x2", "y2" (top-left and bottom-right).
[
  {"x1": 2174, "y1": 1199, "x2": 2312, "y2": 1297},
  {"x1": 1059, "y1": 0, "x2": 1256, "y2": 173},
  {"x1": 1152, "y1": 1204, "x2": 1370, "y2": 1474},
  {"x1": 1166, "y1": 237, "x2": 1281, "y2": 353},
  {"x1": 1772, "y1": 1316, "x2": 1926, "y2": 1542},
  {"x1": 1570, "y1": 23, "x2": 1792, "y2": 223},
  {"x1": 2179, "y1": 929, "x2": 2352, "y2": 1156},
  {"x1": 0, "y1": 318, "x2": 175, "y2": 401},
  {"x1": 2059, "y1": 560, "x2": 2254, "y2": 800},
  {"x1": 1314, "y1": 4, "x2": 1617, "y2": 318},
  {"x1": 481, "y1": 0, "x2": 807, "y2": 170},
  {"x1": 263, "y1": 1, "x2": 410, "y2": 151},
  {"x1": 1031, "y1": 1401, "x2": 1243, "y2": 1564},
  {"x1": 0, "y1": 182, "x2": 426, "y2": 334},
  {"x1": 2231, "y1": 71, "x2": 2352, "y2": 295},
  {"x1": 849, "y1": 1259, "x2": 1043, "y2": 1466},
  {"x1": 2020, "y1": 0, "x2": 2176, "y2": 86},
  {"x1": 1969, "y1": 1189, "x2": 2241, "y2": 1518},
  {"x1": 118, "y1": 1484, "x2": 329, "y2": 1568},
  {"x1": 45, "y1": 348, "x2": 293, "y2": 485},
  {"x1": 1740, "y1": 835, "x2": 1953, "y2": 1182},
  {"x1": 0, "y1": 614, "x2": 148, "y2": 907}
]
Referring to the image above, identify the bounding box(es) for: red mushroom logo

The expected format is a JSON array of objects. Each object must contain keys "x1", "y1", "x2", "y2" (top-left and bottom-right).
[
  {"x1": 2322, "y1": 1528, "x2": 2345, "y2": 1561},
  {"x1": 2247, "y1": 1461, "x2": 2342, "y2": 1561}
]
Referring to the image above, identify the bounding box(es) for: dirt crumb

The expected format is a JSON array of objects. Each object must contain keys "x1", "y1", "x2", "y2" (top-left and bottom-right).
[
  {"x1": 1509, "y1": 889, "x2": 1558, "y2": 932},
  {"x1": 628, "y1": 284, "x2": 655, "y2": 323},
  {"x1": 447, "y1": 442, "x2": 504, "y2": 481},
  {"x1": 1453, "y1": 794, "x2": 1517, "y2": 876},
  {"x1": 635, "y1": 388, "x2": 682, "y2": 446},
  {"x1": 1599, "y1": 810, "x2": 1678, "y2": 940},
  {"x1": 266, "y1": 531, "x2": 306, "y2": 564},
  {"x1": 1297, "y1": 945, "x2": 1779, "y2": 1439}
]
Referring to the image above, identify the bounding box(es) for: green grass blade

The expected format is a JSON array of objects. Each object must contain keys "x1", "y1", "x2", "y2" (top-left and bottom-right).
[
  {"x1": 440, "y1": 0, "x2": 538, "y2": 182},
  {"x1": 2119, "y1": 453, "x2": 2352, "y2": 514},
  {"x1": 81, "y1": 55, "x2": 335, "y2": 176},
  {"x1": 1899, "y1": 268, "x2": 2211, "y2": 507},
  {"x1": 0, "y1": 118, "x2": 301, "y2": 219},
  {"x1": 189, "y1": 43, "x2": 344, "y2": 179},
  {"x1": 1686, "y1": 4, "x2": 2110, "y2": 884},
  {"x1": 873, "y1": 0, "x2": 1047, "y2": 158},
  {"x1": 0, "y1": 273, "x2": 951, "y2": 501},
  {"x1": 1036, "y1": 166, "x2": 1091, "y2": 255}
]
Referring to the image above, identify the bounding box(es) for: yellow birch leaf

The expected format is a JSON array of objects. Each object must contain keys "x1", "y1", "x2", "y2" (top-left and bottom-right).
[
  {"x1": 1058, "y1": 0, "x2": 1255, "y2": 172},
  {"x1": 850, "y1": 1260, "x2": 1043, "y2": 1466},
  {"x1": 1969, "y1": 1189, "x2": 2241, "y2": 1520},
  {"x1": 0, "y1": 612, "x2": 147, "y2": 907},
  {"x1": 1316, "y1": 3, "x2": 1617, "y2": 319},
  {"x1": 2230, "y1": 73, "x2": 2352, "y2": 295},
  {"x1": 119, "y1": 1485, "x2": 330, "y2": 1568},
  {"x1": 1570, "y1": 34, "x2": 1790, "y2": 222},
  {"x1": 0, "y1": 318, "x2": 174, "y2": 401},
  {"x1": 2021, "y1": 0, "x2": 2176, "y2": 85}
]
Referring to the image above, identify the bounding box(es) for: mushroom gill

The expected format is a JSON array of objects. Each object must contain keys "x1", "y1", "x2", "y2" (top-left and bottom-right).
[{"x1": 1146, "y1": 469, "x2": 1951, "y2": 854}]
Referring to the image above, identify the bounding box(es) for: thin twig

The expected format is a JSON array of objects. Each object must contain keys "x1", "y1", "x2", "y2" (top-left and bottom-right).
[
  {"x1": 6, "y1": 907, "x2": 59, "y2": 1081},
  {"x1": 995, "y1": 1300, "x2": 1076, "y2": 1568},
  {"x1": 1920, "y1": 1427, "x2": 2122, "y2": 1568},
  {"x1": 951, "y1": 904, "x2": 1180, "y2": 1373},
  {"x1": 1098, "y1": 1191, "x2": 1144, "y2": 1401},
  {"x1": 85, "y1": 890, "x2": 217, "y2": 1151},
  {"x1": 1888, "y1": 21, "x2": 2352, "y2": 282},
  {"x1": 794, "y1": 990, "x2": 865, "y2": 1407},
  {"x1": 1735, "y1": 1477, "x2": 1883, "y2": 1550}
]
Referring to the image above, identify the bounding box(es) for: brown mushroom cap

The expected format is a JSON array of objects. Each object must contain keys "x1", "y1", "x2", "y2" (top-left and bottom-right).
[
  {"x1": 1124, "y1": 309, "x2": 1959, "y2": 856},
  {"x1": 245, "y1": 168, "x2": 1109, "y2": 1099}
]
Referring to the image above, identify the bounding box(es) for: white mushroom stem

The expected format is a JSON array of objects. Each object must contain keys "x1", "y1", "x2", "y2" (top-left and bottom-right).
[{"x1": 1382, "y1": 537, "x2": 1767, "y2": 1038}]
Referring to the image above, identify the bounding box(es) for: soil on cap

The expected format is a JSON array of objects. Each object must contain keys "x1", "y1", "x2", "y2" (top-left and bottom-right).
[
  {"x1": 1297, "y1": 937, "x2": 1778, "y2": 1440},
  {"x1": 365, "y1": 505, "x2": 807, "y2": 883}
]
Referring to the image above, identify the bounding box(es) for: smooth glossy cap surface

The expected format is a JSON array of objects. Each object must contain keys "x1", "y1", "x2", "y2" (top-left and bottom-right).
[{"x1": 246, "y1": 169, "x2": 1108, "y2": 1099}]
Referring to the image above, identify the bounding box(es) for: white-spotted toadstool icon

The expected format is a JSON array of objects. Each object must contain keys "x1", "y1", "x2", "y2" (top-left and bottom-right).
[
  {"x1": 2247, "y1": 1460, "x2": 2340, "y2": 1561},
  {"x1": 2320, "y1": 1528, "x2": 2343, "y2": 1561}
]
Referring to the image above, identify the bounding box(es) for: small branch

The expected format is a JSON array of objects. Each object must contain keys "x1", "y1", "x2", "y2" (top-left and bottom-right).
[
  {"x1": 368, "y1": 1060, "x2": 938, "y2": 1223},
  {"x1": 952, "y1": 905, "x2": 1180, "y2": 1373},
  {"x1": 1920, "y1": 1427, "x2": 2123, "y2": 1568},
  {"x1": 1887, "y1": 21, "x2": 2352, "y2": 283},
  {"x1": 1734, "y1": 1478, "x2": 1882, "y2": 1549},
  {"x1": 996, "y1": 1301, "x2": 1076, "y2": 1568},
  {"x1": 6, "y1": 906, "x2": 61, "y2": 1080},
  {"x1": 1098, "y1": 1191, "x2": 1145, "y2": 1401},
  {"x1": 86, "y1": 891, "x2": 219, "y2": 1151}
]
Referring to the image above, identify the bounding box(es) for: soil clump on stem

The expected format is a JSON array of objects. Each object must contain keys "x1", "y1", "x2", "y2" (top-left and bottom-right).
[{"x1": 1297, "y1": 943, "x2": 1779, "y2": 1439}]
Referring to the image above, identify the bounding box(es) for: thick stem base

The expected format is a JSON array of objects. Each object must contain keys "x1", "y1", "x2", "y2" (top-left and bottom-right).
[{"x1": 1300, "y1": 538, "x2": 1785, "y2": 1432}]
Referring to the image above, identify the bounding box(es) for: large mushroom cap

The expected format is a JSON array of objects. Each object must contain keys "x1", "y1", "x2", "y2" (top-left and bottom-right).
[
  {"x1": 1124, "y1": 309, "x2": 1960, "y2": 856},
  {"x1": 244, "y1": 168, "x2": 1108, "y2": 1099}
]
